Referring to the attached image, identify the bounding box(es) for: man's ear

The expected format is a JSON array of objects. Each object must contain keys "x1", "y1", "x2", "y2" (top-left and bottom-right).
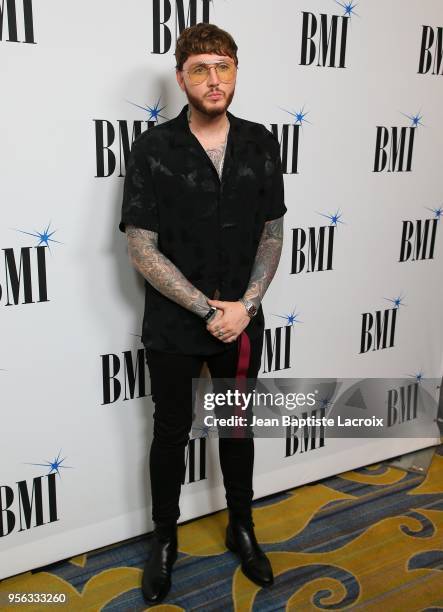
[{"x1": 176, "y1": 69, "x2": 185, "y2": 92}]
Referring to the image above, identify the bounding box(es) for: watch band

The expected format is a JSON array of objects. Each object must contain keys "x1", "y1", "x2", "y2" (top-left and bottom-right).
[
  {"x1": 203, "y1": 306, "x2": 217, "y2": 322},
  {"x1": 240, "y1": 298, "x2": 258, "y2": 318}
]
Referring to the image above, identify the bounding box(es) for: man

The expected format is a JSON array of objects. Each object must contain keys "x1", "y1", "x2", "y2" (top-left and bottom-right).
[{"x1": 119, "y1": 22, "x2": 286, "y2": 604}]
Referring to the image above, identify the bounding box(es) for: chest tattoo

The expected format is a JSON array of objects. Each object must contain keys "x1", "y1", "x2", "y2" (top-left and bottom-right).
[{"x1": 205, "y1": 142, "x2": 227, "y2": 179}]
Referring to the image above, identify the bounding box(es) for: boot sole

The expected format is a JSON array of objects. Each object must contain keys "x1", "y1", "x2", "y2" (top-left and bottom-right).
[{"x1": 142, "y1": 581, "x2": 171, "y2": 605}]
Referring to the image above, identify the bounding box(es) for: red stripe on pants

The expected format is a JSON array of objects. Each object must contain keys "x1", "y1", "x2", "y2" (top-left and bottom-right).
[{"x1": 233, "y1": 330, "x2": 251, "y2": 438}]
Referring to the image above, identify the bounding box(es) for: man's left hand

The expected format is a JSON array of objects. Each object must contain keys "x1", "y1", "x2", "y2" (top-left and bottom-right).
[{"x1": 206, "y1": 299, "x2": 250, "y2": 343}]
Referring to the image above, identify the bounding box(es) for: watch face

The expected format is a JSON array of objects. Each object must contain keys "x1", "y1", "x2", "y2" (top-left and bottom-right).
[{"x1": 248, "y1": 304, "x2": 257, "y2": 316}]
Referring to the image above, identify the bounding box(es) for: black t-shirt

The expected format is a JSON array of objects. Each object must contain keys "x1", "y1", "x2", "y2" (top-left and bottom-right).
[{"x1": 119, "y1": 104, "x2": 287, "y2": 355}]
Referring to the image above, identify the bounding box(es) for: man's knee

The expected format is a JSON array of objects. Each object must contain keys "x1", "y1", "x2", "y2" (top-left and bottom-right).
[{"x1": 152, "y1": 417, "x2": 192, "y2": 448}]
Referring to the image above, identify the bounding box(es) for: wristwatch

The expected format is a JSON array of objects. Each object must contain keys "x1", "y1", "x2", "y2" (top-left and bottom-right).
[
  {"x1": 204, "y1": 306, "x2": 217, "y2": 322},
  {"x1": 239, "y1": 298, "x2": 258, "y2": 318}
]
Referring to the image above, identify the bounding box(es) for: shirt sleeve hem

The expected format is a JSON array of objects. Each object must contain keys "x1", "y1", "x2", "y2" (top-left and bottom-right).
[
  {"x1": 119, "y1": 219, "x2": 159, "y2": 233},
  {"x1": 265, "y1": 204, "x2": 287, "y2": 222}
]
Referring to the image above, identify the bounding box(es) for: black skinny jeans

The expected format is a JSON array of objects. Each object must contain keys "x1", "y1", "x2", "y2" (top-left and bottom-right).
[{"x1": 145, "y1": 327, "x2": 264, "y2": 527}]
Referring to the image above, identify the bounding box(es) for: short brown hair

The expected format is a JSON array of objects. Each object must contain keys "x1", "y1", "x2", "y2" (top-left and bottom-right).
[{"x1": 175, "y1": 23, "x2": 238, "y2": 70}]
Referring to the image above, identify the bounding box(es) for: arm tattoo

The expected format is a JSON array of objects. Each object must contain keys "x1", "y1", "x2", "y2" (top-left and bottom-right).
[
  {"x1": 125, "y1": 225, "x2": 211, "y2": 318},
  {"x1": 242, "y1": 216, "x2": 284, "y2": 309}
]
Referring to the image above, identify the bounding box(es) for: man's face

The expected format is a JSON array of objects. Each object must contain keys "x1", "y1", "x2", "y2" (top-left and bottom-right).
[{"x1": 176, "y1": 53, "x2": 237, "y2": 118}]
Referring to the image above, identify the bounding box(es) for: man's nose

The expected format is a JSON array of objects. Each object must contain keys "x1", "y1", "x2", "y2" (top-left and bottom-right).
[{"x1": 207, "y1": 65, "x2": 220, "y2": 85}]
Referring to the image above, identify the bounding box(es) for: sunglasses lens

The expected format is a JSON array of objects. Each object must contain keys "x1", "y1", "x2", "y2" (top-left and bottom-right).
[
  {"x1": 188, "y1": 63, "x2": 236, "y2": 84},
  {"x1": 216, "y1": 62, "x2": 236, "y2": 82},
  {"x1": 189, "y1": 65, "x2": 208, "y2": 85}
]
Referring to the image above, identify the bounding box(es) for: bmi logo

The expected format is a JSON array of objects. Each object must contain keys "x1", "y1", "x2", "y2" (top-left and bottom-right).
[
  {"x1": 184, "y1": 437, "x2": 207, "y2": 484},
  {"x1": 101, "y1": 346, "x2": 149, "y2": 404},
  {"x1": 285, "y1": 405, "x2": 326, "y2": 457},
  {"x1": 360, "y1": 294, "x2": 405, "y2": 354},
  {"x1": 0, "y1": 0, "x2": 36, "y2": 44},
  {"x1": 418, "y1": 25, "x2": 443, "y2": 75},
  {"x1": 0, "y1": 222, "x2": 59, "y2": 306},
  {"x1": 152, "y1": 0, "x2": 210, "y2": 54},
  {"x1": 387, "y1": 381, "x2": 418, "y2": 427},
  {"x1": 399, "y1": 206, "x2": 441, "y2": 262},
  {"x1": 94, "y1": 98, "x2": 167, "y2": 178},
  {"x1": 300, "y1": 1, "x2": 357, "y2": 68},
  {"x1": 291, "y1": 210, "x2": 344, "y2": 273},
  {"x1": 101, "y1": 342, "x2": 208, "y2": 485},
  {"x1": 373, "y1": 110, "x2": 423, "y2": 173},
  {"x1": 0, "y1": 451, "x2": 69, "y2": 538},
  {"x1": 271, "y1": 105, "x2": 311, "y2": 174},
  {"x1": 262, "y1": 308, "x2": 301, "y2": 373}
]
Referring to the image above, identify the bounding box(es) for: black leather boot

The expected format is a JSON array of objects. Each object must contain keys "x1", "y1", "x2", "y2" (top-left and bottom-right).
[
  {"x1": 142, "y1": 521, "x2": 178, "y2": 604},
  {"x1": 225, "y1": 513, "x2": 274, "y2": 587}
]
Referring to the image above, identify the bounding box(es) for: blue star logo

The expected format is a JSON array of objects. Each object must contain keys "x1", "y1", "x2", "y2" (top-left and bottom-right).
[
  {"x1": 426, "y1": 205, "x2": 442, "y2": 220},
  {"x1": 280, "y1": 105, "x2": 311, "y2": 126},
  {"x1": 400, "y1": 110, "x2": 424, "y2": 128},
  {"x1": 384, "y1": 293, "x2": 406, "y2": 309},
  {"x1": 318, "y1": 396, "x2": 334, "y2": 410},
  {"x1": 407, "y1": 371, "x2": 424, "y2": 383},
  {"x1": 25, "y1": 449, "x2": 73, "y2": 477},
  {"x1": 127, "y1": 96, "x2": 167, "y2": 122},
  {"x1": 13, "y1": 221, "x2": 62, "y2": 251},
  {"x1": 316, "y1": 208, "x2": 345, "y2": 227},
  {"x1": 335, "y1": 0, "x2": 359, "y2": 17},
  {"x1": 273, "y1": 307, "x2": 302, "y2": 326},
  {"x1": 191, "y1": 424, "x2": 213, "y2": 439}
]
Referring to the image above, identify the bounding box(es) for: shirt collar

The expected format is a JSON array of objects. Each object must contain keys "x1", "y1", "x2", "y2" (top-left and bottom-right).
[{"x1": 171, "y1": 103, "x2": 242, "y2": 147}]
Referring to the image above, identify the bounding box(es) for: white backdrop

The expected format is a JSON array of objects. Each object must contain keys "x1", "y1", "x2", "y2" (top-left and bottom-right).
[{"x1": 1, "y1": 0, "x2": 442, "y2": 579}]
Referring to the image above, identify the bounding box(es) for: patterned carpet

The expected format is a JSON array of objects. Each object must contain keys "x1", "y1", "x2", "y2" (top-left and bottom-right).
[{"x1": 1, "y1": 444, "x2": 442, "y2": 611}]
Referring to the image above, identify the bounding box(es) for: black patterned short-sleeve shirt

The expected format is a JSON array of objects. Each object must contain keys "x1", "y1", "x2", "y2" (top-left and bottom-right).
[{"x1": 119, "y1": 104, "x2": 287, "y2": 355}]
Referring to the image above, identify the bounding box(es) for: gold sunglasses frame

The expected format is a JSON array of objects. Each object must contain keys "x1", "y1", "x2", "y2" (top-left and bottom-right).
[{"x1": 181, "y1": 60, "x2": 238, "y2": 85}]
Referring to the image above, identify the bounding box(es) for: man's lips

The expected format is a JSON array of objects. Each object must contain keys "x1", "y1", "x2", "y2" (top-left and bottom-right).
[{"x1": 207, "y1": 92, "x2": 224, "y2": 100}]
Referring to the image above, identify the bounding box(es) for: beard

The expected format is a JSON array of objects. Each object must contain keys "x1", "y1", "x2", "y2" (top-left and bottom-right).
[{"x1": 184, "y1": 85, "x2": 235, "y2": 118}]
